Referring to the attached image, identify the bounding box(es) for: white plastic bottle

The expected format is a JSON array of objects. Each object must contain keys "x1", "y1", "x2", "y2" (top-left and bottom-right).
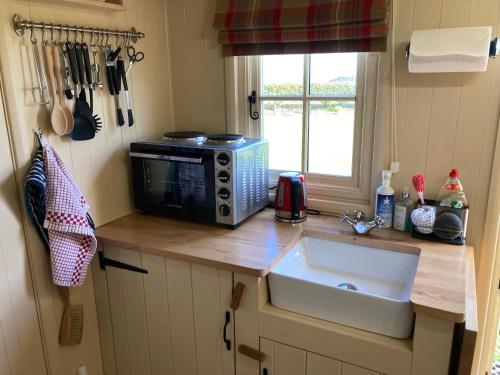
[{"x1": 375, "y1": 170, "x2": 395, "y2": 228}]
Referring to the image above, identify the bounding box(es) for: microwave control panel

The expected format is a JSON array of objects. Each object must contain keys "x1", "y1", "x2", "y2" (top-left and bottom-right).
[{"x1": 214, "y1": 150, "x2": 235, "y2": 225}]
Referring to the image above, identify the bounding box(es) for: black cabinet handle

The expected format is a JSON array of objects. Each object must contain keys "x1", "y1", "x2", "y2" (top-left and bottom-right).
[
  {"x1": 263, "y1": 369, "x2": 268, "y2": 375},
  {"x1": 223, "y1": 311, "x2": 231, "y2": 350},
  {"x1": 98, "y1": 251, "x2": 148, "y2": 274}
]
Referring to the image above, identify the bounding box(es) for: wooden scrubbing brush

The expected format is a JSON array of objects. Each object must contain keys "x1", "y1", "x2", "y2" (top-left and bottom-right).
[{"x1": 59, "y1": 286, "x2": 83, "y2": 345}]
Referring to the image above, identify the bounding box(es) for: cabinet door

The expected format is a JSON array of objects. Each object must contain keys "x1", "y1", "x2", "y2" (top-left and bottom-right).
[
  {"x1": 260, "y1": 338, "x2": 382, "y2": 375},
  {"x1": 260, "y1": 338, "x2": 306, "y2": 375},
  {"x1": 307, "y1": 352, "x2": 341, "y2": 375},
  {"x1": 341, "y1": 363, "x2": 380, "y2": 375},
  {"x1": 93, "y1": 250, "x2": 235, "y2": 375}
]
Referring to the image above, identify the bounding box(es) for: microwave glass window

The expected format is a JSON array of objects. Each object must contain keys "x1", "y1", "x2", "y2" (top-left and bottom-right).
[{"x1": 145, "y1": 159, "x2": 207, "y2": 206}]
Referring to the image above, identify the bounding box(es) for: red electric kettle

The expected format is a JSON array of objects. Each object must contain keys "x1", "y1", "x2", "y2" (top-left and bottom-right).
[{"x1": 274, "y1": 172, "x2": 307, "y2": 223}]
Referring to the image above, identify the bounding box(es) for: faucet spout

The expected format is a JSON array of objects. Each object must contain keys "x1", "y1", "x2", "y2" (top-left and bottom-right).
[{"x1": 340, "y1": 210, "x2": 384, "y2": 235}]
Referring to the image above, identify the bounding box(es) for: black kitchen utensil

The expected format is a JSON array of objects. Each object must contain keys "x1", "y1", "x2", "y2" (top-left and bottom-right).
[
  {"x1": 117, "y1": 58, "x2": 134, "y2": 126},
  {"x1": 68, "y1": 42, "x2": 96, "y2": 141},
  {"x1": 82, "y1": 43, "x2": 93, "y2": 111},
  {"x1": 105, "y1": 47, "x2": 124, "y2": 126},
  {"x1": 82, "y1": 43, "x2": 102, "y2": 133}
]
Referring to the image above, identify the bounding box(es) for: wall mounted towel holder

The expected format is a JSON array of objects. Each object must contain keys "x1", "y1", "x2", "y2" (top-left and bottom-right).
[{"x1": 405, "y1": 38, "x2": 500, "y2": 59}]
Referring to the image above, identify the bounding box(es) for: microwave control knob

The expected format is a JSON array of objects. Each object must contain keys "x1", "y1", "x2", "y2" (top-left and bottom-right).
[
  {"x1": 217, "y1": 170, "x2": 230, "y2": 183},
  {"x1": 219, "y1": 204, "x2": 231, "y2": 217},
  {"x1": 217, "y1": 187, "x2": 231, "y2": 200},
  {"x1": 216, "y1": 153, "x2": 230, "y2": 166}
]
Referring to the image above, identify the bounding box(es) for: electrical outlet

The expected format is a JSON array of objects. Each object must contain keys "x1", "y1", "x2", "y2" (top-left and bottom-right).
[{"x1": 390, "y1": 161, "x2": 400, "y2": 174}]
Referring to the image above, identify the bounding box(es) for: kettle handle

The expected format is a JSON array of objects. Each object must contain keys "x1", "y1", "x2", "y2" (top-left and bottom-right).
[{"x1": 290, "y1": 178, "x2": 303, "y2": 220}]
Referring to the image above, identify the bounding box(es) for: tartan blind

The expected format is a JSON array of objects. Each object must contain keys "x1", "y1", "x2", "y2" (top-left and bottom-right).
[{"x1": 213, "y1": 0, "x2": 390, "y2": 56}]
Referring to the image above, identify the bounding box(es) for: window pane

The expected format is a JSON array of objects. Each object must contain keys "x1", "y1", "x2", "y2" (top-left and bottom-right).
[
  {"x1": 308, "y1": 101, "x2": 355, "y2": 176},
  {"x1": 309, "y1": 53, "x2": 357, "y2": 97},
  {"x1": 263, "y1": 100, "x2": 303, "y2": 171},
  {"x1": 262, "y1": 55, "x2": 303, "y2": 96}
]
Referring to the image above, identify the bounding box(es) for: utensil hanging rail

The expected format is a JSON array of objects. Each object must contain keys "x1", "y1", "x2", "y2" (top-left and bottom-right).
[{"x1": 12, "y1": 14, "x2": 145, "y2": 43}]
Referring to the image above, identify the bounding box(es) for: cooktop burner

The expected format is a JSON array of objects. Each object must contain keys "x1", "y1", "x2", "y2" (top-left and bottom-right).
[
  {"x1": 163, "y1": 131, "x2": 207, "y2": 143},
  {"x1": 207, "y1": 134, "x2": 245, "y2": 144}
]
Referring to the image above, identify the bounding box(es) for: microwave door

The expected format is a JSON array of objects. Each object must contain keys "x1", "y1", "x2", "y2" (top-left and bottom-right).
[{"x1": 131, "y1": 152, "x2": 216, "y2": 221}]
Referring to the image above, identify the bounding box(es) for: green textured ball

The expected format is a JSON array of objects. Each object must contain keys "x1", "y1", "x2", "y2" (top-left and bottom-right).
[{"x1": 434, "y1": 212, "x2": 463, "y2": 240}]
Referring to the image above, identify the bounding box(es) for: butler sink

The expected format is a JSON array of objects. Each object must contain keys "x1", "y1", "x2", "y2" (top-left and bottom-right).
[{"x1": 268, "y1": 235, "x2": 420, "y2": 338}]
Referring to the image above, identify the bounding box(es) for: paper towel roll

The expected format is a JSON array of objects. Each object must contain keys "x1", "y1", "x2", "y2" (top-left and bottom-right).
[{"x1": 408, "y1": 26, "x2": 492, "y2": 73}]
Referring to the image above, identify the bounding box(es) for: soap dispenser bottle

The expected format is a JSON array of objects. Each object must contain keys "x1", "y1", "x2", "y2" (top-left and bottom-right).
[{"x1": 375, "y1": 170, "x2": 395, "y2": 228}]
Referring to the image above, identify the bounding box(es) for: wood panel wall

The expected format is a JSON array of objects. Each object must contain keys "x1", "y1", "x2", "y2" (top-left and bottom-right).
[
  {"x1": 0, "y1": 0, "x2": 174, "y2": 373},
  {"x1": 0, "y1": 73, "x2": 47, "y2": 375},
  {"x1": 166, "y1": 0, "x2": 226, "y2": 134},
  {"x1": 166, "y1": 0, "x2": 500, "y2": 265}
]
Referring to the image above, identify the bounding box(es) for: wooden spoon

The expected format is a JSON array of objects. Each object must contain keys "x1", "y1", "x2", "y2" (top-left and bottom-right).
[
  {"x1": 52, "y1": 43, "x2": 74, "y2": 134},
  {"x1": 42, "y1": 42, "x2": 68, "y2": 136}
]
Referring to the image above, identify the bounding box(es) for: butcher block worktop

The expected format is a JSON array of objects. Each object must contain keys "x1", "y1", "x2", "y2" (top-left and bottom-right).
[{"x1": 96, "y1": 209, "x2": 476, "y2": 323}]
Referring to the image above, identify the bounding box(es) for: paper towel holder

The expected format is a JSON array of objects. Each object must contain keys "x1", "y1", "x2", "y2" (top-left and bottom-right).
[{"x1": 405, "y1": 37, "x2": 500, "y2": 59}]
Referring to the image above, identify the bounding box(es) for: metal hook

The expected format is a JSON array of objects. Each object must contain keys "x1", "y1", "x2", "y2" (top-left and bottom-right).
[
  {"x1": 73, "y1": 26, "x2": 78, "y2": 43},
  {"x1": 58, "y1": 26, "x2": 63, "y2": 44},
  {"x1": 114, "y1": 33, "x2": 119, "y2": 47},
  {"x1": 32, "y1": 128, "x2": 45, "y2": 148},
  {"x1": 80, "y1": 26, "x2": 85, "y2": 43},
  {"x1": 105, "y1": 33, "x2": 110, "y2": 47},
  {"x1": 65, "y1": 25, "x2": 70, "y2": 43},
  {"x1": 29, "y1": 25, "x2": 36, "y2": 43},
  {"x1": 49, "y1": 23, "x2": 54, "y2": 43},
  {"x1": 41, "y1": 23, "x2": 47, "y2": 44},
  {"x1": 89, "y1": 29, "x2": 95, "y2": 46},
  {"x1": 125, "y1": 31, "x2": 130, "y2": 48}
]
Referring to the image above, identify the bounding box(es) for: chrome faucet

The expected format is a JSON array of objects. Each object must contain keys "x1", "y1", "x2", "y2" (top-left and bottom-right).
[{"x1": 339, "y1": 210, "x2": 385, "y2": 235}]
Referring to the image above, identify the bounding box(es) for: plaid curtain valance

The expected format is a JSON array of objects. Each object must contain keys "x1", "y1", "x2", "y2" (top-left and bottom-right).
[{"x1": 212, "y1": 0, "x2": 390, "y2": 56}]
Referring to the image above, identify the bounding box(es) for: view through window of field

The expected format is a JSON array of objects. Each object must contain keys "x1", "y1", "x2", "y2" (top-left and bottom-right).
[{"x1": 261, "y1": 53, "x2": 357, "y2": 176}]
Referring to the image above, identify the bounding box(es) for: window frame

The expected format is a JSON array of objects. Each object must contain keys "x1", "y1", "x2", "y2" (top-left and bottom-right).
[
  {"x1": 259, "y1": 54, "x2": 362, "y2": 185},
  {"x1": 225, "y1": 53, "x2": 380, "y2": 213}
]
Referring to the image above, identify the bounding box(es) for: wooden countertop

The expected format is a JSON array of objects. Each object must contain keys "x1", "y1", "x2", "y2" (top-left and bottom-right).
[{"x1": 96, "y1": 209, "x2": 475, "y2": 323}]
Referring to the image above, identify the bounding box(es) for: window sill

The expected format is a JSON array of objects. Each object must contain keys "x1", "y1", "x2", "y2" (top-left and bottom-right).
[{"x1": 268, "y1": 189, "x2": 371, "y2": 216}]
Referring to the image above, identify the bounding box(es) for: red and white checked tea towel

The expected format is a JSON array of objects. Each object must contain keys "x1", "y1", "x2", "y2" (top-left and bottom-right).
[{"x1": 43, "y1": 145, "x2": 96, "y2": 286}]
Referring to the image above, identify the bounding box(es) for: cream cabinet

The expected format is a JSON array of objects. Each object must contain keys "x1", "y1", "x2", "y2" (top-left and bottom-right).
[
  {"x1": 92, "y1": 245, "x2": 235, "y2": 375},
  {"x1": 259, "y1": 338, "x2": 380, "y2": 375}
]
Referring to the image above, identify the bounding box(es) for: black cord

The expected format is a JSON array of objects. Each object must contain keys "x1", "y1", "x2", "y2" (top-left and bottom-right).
[{"x1": 306, "y1": 209, "x2": 320, "y2": 216}]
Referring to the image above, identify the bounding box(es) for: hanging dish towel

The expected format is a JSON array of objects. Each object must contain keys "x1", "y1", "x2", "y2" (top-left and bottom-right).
[
  {"x1": 24, "y1": 146, "x2": 50, "y2": 252},
  {"x1": 43, "y1": 145, "x2": 97, "y2": 286}
]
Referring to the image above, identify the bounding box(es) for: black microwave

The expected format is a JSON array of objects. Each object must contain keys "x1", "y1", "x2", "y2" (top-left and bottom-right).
[{"x1": 130, "y1": 136, "x2": 269, "y2": 228}]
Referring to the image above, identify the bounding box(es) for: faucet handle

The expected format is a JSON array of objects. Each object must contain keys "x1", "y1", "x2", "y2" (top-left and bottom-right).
[
  {"x1": 339, "y1": 210, "x2": 350, "y2": 223},
  {"x1": 374, "y1": 215, "x2": 385, "y2": 228},
  {"x1": 353, "y1": 210, "x2": 366, "y2": 222}
]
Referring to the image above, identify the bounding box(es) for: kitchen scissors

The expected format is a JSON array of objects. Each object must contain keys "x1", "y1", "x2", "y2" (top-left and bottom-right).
[{"x1": 126, "y1": 45, "x2": 144, "y2": 76}]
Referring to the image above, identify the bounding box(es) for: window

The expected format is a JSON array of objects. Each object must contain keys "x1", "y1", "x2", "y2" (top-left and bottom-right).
[
  {"x1": 226, "y1": 53, "x2": 379, "y2": 212},
  {"x1": 260, "y1": 53, "x2": 358, "y2": 177}
]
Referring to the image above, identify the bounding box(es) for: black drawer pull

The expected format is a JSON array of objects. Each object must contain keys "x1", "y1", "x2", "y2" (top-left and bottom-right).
[
  {"x1": 98, "y1": 251, "x2": 148, "y2": 274},
  {"x1": 223, "y1": 311, "x2": 231, "y2": 350}
]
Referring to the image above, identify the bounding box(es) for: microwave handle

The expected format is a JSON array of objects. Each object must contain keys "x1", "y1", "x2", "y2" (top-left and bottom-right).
[{"x1": 129, "y1": 152, "x2": 203, "y2": 164}]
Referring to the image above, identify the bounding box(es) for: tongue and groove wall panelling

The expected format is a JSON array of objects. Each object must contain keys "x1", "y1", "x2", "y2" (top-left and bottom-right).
[
  {"x1": 0, "y1": 81, "x2": 47, "y2": 375},
  {"x1": 453, "y1": 0, "x2": 500, "y2": 265},
  {"x1": 165, "y1": 0, "x2": 227, "y2": 133},
  {"x1": 0, "y1": 0, "x2": 174, "y2": 373},
  {"x1": 377, "y1": 0, "x2": 500, "y2": 264}
]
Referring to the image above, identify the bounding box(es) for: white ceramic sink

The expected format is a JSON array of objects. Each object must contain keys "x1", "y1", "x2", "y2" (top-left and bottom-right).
[{"x1": 268, "y1": 235, "x2": 420, "y2": 338}]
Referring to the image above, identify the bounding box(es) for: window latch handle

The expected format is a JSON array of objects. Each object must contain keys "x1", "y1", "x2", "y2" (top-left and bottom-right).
[{"x1": 248, "y1": 90, "x2": 259, "y2": 120}]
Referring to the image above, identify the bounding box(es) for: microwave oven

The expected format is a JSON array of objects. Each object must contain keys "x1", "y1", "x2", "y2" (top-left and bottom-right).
[{"x1": 130, "y1": 133, "x2": 269, "y2": 228}]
